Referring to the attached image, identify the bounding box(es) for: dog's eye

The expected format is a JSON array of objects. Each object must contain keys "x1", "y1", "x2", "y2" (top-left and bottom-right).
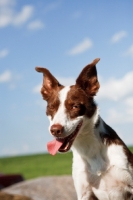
[{"x1": 72, "y1": 104, "x2": 80, "y2": 110}]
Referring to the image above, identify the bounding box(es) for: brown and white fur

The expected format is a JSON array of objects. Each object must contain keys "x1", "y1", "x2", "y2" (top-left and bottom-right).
[{"x1": 35, "y1": 58, "x2": 133, "y2": 200}]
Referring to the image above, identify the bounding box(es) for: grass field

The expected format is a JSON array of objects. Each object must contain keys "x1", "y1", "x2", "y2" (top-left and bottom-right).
[
  {"x1": 0, "y1": 147, "x2": 133, "y2": 180},
  {"x1": 0, "y1": 152, "x2": 73, "y2": 180}
]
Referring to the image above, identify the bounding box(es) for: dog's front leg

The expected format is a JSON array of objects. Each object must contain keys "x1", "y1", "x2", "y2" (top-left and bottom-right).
[{"x1": 72, "y1": 154, "x2": 97, "y2": 200}]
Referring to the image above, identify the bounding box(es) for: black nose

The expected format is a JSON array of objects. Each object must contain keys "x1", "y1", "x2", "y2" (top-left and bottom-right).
[{"x1": 50, "y1": 124, "x2": 64, "y2": 137}]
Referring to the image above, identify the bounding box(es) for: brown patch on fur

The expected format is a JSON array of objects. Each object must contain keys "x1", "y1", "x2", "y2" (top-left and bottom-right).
[
  {"x1": 35, "y1": 67, "x2": 64, "y2": 119},
  {"x1": 76, "y1": 58, "x2": 100, "y2": 97},
  {"x1": 35, "y1": 67, "x2": 63, "y2": 101},
  {"x1": 101, "y1": 121, "x2": 133, "y2": 167},
  {"x1": 46, "y1": 89, "x2": 61, "y2": 119},
  {"x1": 65, "y1": 85, "x2": 97, "y2": 119}
]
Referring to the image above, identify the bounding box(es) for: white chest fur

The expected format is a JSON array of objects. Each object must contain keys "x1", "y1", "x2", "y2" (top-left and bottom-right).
[{"x1": 71, "y1": 117, "x2": 133, "y2": 200}]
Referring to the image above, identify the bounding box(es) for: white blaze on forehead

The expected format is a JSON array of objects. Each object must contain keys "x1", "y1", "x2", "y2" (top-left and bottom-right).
[
  {"x1": 49, "y1": 86, "x2": 71, "y2": 126},
  {"x1": 59, "y1": 86, "x2": 71, "y2": 104}
]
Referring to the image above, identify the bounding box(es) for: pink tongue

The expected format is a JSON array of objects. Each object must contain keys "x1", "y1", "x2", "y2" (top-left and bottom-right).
[{"x1": 47, "y1": 140, "x2": 63, "y2": 155}]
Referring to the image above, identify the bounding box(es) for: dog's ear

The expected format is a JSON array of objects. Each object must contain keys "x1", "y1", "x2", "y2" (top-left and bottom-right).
[
  {"x1": 76, "y1": 58, "x2": 100, "y2": 96},
  {"x1": 35, "y1": 67, "x2": 62, "y2": 101}
]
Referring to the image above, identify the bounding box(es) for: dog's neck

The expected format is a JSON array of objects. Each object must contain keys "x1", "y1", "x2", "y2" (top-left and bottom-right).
[{"x1": 72, "y1": 107, "x2": 108, "y2": 175}]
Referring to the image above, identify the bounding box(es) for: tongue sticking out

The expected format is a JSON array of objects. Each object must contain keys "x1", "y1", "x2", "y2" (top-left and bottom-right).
[
  {"x1": 47, "y1": 140, "x2": 63, "y2": 155},
  {"x1": 47, "y1": 122, "x2": 83, "y2": 155}
]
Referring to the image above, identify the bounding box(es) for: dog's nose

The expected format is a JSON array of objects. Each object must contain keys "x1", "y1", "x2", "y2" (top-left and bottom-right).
[{"x1": 50, "y1": 124, "x2": 63, "y2": 137}]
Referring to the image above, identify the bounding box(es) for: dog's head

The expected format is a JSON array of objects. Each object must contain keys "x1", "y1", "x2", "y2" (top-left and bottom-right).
[{"x1": 35, "y1": 58, "x2": 100, "y2": 155}]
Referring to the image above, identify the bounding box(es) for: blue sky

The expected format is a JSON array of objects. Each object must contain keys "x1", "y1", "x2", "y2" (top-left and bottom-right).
[{"x1": 0, "y1": 0, "x2": 133, "y2": 157}]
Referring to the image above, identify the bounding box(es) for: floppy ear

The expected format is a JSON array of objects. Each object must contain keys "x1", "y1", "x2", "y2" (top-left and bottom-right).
[
  {"x1": 76, "y1": 58, "x2": 100, "y2": 96},
  {"x1": 35, "y1": 67, "x2": 62, "y2": 100}
]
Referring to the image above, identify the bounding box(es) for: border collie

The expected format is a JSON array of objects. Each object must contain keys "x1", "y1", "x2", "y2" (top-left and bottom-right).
[{"x1": 35, "y1": 58, "x2": 133, "y2": 200}]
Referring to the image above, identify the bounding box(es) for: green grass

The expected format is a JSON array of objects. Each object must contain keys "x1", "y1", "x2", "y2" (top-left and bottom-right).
[
  {"x1": 0, "y1": 152, "x2": 73, "y2": 180},
  {"x1": 0, "y1": 147, "x2": 133, "y2": 180},
  {"x1": 129, "y1": 146, "x2": 133, "y2": 153}
]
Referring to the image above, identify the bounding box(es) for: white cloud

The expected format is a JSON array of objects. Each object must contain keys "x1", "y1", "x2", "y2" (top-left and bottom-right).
[
  {"x1": 0, "y1": 1, "x2": 14, "y2": 27},
  {"x1": 0, "y1": 48, "x2": 9, "y2": 58},
  {"x1": 0, "y1": 70, "x2": 12, "y2": 82},
  {"x1": 13, "y1": 5, "x2": 34, "y2": 26},
  {"x1": 98, "y1": 71, "x2": 133, "y2": 101},
  {"x1": 96, "y1": 71, "x2": 133, "y2": 126},
  {"x1": 111, "y1": 31, "x2": 127, "y2": 43},
  {"x1": 0, "y1": 0, "x2": 15, "y2": 6},
  {"x1": 28, "y1": 20, "x2": 44, "y2": 30},
  {"x1": 123, "y1": 97, "x2": 133, "y2": 117},
  {"x1": 124, "y1": 45, "x2": 133, "y2": 59},
  {"x1": 124, "y1": 97, "x2": 133, "y2": 108},
  {"x1": 67, "y1": 38, "x2": 93, "y2": 55},
  {"x1": 106, "y1": 103, "x2": 133, "y2": 124},
  {"x1": 0, "y1": 70, "x2": 21, "y2": 90},
  {"x1": 0, "y1": 1, "x2": 34, "y2": 28},
  {"x1": 106, "y1": 109, "x2": 123, "y2": 124}
]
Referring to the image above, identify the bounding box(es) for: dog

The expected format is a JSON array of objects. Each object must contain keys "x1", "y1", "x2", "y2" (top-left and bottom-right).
[{"x1": 35, "y1": 58, "x2": 133, "y2": 200}]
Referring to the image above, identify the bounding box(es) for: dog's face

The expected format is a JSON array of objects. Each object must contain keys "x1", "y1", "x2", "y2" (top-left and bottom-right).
[{"x1": 35, "y1": 58, "x2": 100, "y2": 155}]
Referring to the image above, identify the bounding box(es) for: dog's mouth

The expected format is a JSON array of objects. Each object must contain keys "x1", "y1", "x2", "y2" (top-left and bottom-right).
[
  {"x1": 47, "y1": 121, "x2": 83, "y2": 155},
  {"x1": 58, "y1": 121, "x2": 83, "y2": 153}
]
